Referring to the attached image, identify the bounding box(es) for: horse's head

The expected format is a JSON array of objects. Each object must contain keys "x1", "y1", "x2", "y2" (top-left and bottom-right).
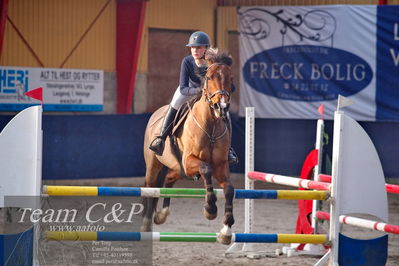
[{"x1": 203, "y1": 49, "x2": 234, "y2": 119}]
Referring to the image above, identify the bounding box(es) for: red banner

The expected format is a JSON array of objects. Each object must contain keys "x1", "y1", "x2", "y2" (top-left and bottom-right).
[{"x1": 116, "y1": 0, "x2": 147, "y2": 114}]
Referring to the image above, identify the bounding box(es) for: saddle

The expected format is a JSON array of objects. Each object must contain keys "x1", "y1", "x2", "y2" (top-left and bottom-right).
[{"x1": 171, "y1": 94, "x2": 201, "y2": 136}]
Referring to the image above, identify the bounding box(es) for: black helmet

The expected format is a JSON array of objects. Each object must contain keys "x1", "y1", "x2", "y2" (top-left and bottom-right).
[{"x1": 186, "y1": 31, "x2": 210, "y2": 47}]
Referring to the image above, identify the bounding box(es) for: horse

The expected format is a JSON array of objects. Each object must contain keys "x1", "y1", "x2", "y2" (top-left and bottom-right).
[{"x1": 142, "y1": 49, "x2": 235, "y2": 244}]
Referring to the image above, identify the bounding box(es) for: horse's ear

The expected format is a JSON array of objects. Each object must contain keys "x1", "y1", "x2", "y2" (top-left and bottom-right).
[{"x1": 205, "y1": 47, "x2": 218, "y2": 64}]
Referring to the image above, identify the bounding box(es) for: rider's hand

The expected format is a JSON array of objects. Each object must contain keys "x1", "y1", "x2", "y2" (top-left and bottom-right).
[{"x1": 188, "y1": 87, "x2": 201, "y2": 96}]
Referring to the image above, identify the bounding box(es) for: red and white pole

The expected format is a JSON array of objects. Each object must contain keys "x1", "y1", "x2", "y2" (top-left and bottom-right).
[
  {"x1": 248, "y1": 171, "x2": 331, "y2": 191},
  {"x1": 316, "y1": 211, "x2": 399, "y2": 235},
  {"x1": 318, "y1": 174, "x2": 399, "y2": 194}
]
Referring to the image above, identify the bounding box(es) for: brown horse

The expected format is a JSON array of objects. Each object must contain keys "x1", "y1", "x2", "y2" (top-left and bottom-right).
[{"x1": 142, "y1": 49, "x2": 235, "y2": 244}]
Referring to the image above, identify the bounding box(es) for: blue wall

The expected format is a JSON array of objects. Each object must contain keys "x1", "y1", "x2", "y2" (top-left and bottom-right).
[{"x1": 0, "y1": 113, "x2": 398, "y2": 179}]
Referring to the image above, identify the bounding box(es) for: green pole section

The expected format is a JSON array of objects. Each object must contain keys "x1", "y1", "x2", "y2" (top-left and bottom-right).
[
  {"x1": 159, "y1": 232, "x2": 218, "y2": 242},
  {"x1": 159, "y1": 188, "x2": 208, "y2": 198}
]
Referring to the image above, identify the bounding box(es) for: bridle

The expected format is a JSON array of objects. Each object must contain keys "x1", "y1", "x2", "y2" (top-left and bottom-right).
[
  {"x1": 187, "y1": 62, "x2": 231, "y2": 144},
  {"x1": 205, "y1": 88, "x2": 230, "y2": 104},
  {"x1": 203, "y1": 63, "x2": 231, "y2": 112}
]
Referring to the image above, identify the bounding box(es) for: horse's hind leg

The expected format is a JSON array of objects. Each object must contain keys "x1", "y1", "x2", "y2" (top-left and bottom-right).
[
  {"x1": 154, "y1": 170, "x2": 181, "y2": 225},
  {"x1": 142, "y1": 196, "x2": 155, "y2": 231},
  {"x1": 141, "y1": 162, "x2": 166, "y2": 232}
]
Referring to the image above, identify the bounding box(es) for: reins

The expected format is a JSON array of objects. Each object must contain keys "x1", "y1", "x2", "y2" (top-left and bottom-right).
[
  {"x1": 187, "y1": 102, "x2": 228, "y2": 144},
  {"x1": 185, "y1": 62, "x2": 232, "y2": 144}
]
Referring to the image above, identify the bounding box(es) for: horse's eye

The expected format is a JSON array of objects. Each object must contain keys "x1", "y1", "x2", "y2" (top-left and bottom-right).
[{"x1": 206, "y1": 76, "x2": 211, "y2": 80}]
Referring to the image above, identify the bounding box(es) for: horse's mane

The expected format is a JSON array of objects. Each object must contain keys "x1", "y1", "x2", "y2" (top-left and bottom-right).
[
  {"x1": 197, "y1": 48, "x2": 233, "y2": 89},
  {"x1": 205, "y1": 48, "x2": 233, "y2": 67}
]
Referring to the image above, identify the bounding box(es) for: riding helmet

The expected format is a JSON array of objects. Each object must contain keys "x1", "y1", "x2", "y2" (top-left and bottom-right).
[{"x1": 186, "y1": 31, "x2": 210, "y2": 47}]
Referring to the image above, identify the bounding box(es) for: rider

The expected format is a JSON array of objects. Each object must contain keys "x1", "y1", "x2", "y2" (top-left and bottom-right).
[{"x1": 149, "y1": 31, "x2": 238, "y2": 165}]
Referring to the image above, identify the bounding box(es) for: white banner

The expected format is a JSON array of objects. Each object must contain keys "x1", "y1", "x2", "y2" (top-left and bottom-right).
[
  {"x1": 0, "y1": 66, "x2": 103, "y2": 111},
  {"x1": 239, "y1": 5, "x2": 399, "y2": 121}
]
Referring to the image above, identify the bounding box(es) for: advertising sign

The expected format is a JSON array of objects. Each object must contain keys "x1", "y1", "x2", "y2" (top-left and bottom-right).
[
  {"x1": 239, "y1": 5, "x2": 399, "y2": 121},
  {"x1": 0, "y1": 67, "x2": 103, "y2": 111}
]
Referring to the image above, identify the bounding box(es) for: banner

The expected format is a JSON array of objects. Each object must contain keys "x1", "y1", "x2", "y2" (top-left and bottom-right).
[
  {"x1": 239, "y1": 5, "x2": 399, "y2": 121},
  {"x1": 0, "y1": 66, "x2": 103, "y2": 111}
]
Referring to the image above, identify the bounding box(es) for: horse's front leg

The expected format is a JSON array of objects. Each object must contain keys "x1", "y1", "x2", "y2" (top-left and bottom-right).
[
  {"x1": 219, "y1": 181, "x2": 235, "y2": 244},
  {"x1": 214, "y1": 166, "x2": 235, "y2": 245},
  {"x1": 185, "y1": 154, "x2": 217, "y2": 220}
]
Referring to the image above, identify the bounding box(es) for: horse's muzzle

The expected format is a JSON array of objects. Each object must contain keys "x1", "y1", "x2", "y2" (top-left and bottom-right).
[{"x1": 213, "y1": 102, "x2": 229, "y2": 119}]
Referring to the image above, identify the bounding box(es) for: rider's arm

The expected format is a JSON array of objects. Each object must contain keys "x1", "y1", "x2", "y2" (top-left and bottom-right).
[{"x1": 179, "y1": 57, "x2": 201, "y2": 96}]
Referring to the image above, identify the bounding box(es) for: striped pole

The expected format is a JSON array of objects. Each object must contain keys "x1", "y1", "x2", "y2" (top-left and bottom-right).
[
  {"x1": 386, "y1": 184, "x2": 399, "y2": 194},
  {"x1": 318, "y1": 174, "x2": 399, "y2": 194},
  {"x1": 42, "y1": 186, "x2": 328, "y2": 200},
  {"x1": 248, "y1": 171, "x2": 331, "y2": 191},
  {"x1": 316, "y1": 211, "x2": 399, "y2": 235},
  {"x1": 46, "y1": 231, "x2": 328, "y2": 244}
]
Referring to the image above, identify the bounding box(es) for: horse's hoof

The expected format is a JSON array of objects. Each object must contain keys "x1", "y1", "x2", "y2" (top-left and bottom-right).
[
  {"x1": 217, "y1": 233, "x2": 232, "y2": 245},
  {"x1": 154, "y1": 207, "x2": 170, "y2": 225},
  {"x1": 217, "y1": 225, "x2": 232, "y2": 245},
  {"x1": 203, "y1": 207, "x2": 217, "y2": 220},
  {"x1": 141, "y1": 217, "x2": 152, "y2": 232},
  {"x1": 140, "y1": 224, "x2": 152, "y2": 232}
]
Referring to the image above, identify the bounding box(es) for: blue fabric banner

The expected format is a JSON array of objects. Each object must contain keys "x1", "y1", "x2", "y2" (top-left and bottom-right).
[{"x1": 376, "y1": 6, "x2": 399, "y2": 120}]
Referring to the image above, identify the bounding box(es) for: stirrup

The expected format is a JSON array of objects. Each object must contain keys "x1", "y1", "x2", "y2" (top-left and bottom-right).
[
  {"x1": 149, "y1": 137, "x2": 165, "y2": 156},
  {"x1": 228, "y1": 148, "x2": 239, "y2": 165}
]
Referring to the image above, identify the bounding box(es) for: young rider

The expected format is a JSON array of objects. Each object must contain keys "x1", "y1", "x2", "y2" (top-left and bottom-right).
[{"x1": 149, "y1": 31, "x2": 238, "y2": 165}]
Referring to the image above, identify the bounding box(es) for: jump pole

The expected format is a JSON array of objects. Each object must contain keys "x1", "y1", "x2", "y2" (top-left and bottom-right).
[
  {"x1": 318, "y1": 174, "x2": 399, "y2": 194},
  {"x1": 248, "y1": 172, "x2": 331, "y2": 191},
  {"x1": 316, "y1": 211, "x2": 399, "y2": 235},
  {"x1": 47, "y1": 231, "x2": 328, "y2": 244},
  {"x1": 43, "y1": 185, "x2": 328, "y2": 200}
]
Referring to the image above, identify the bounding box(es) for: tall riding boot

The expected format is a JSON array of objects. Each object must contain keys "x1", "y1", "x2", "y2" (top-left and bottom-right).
[
  {"x1": 227, "y1": 113, "x2": 239, "y2": 165},
  {"x1": 149, "y1": 106, "x2": 178, "y2": 156}
]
